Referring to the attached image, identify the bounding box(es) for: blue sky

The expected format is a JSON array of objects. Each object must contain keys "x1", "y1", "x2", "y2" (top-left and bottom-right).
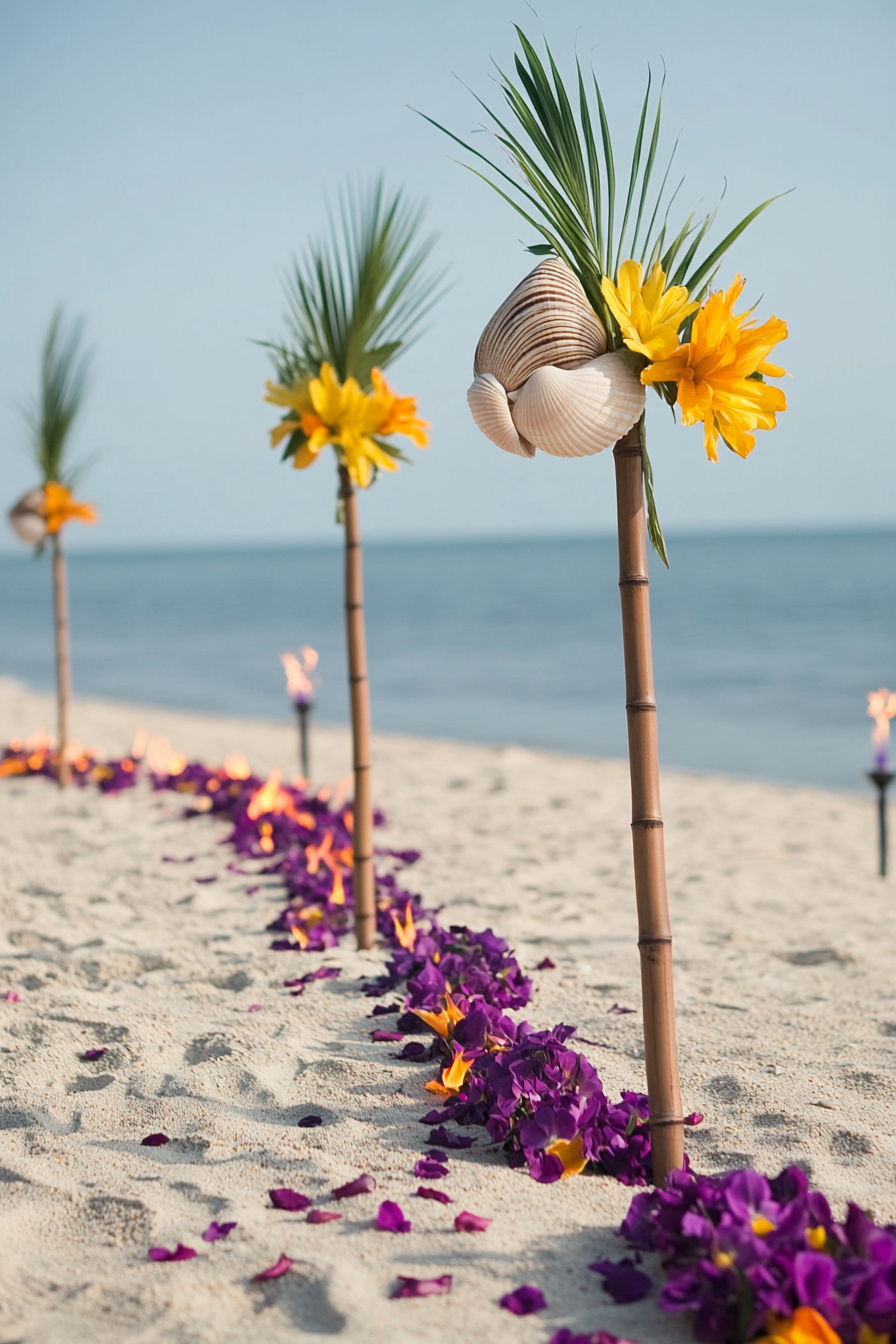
[{"x1": 1, "y1": 0, "x2": 893, "y2": 551}]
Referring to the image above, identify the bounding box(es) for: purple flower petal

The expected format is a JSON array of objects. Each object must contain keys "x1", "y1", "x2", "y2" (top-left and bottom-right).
[
  {"x1": 424, "y1": 1149, "x2": 447, "y2": 1162},
  {"x1": 391, "y1": 1274, "x2": 452, "y2": 1299},
  {"x1": 427, "y1": 1126, "x2": 475, "y2": 1149},
  {"x1": 297, "y1": 1114, "x2": 323, "y2": 1128},
  {"x1": 148, "y1": 1243, "x2": 197, "y2": 1262},
  {"x1": 549, "y1": 1333, "x2": 641, "y2": 1344},
  {"x1": 371, "y1": 1003, "x2": 402, "y2": 1016},
  {"x1": 202, "y1": 1220, "x2": 236, "y2": 1242},
  {"x1": 248, "y1": 1003, "x2": 263, "y2": 1012},
  {"x1": 141, "y1": 1132, "x2": 169, "y2": 1147},
  {"x1": 607, "y1": 1003, "x2": 636, "y2": 1015},
  {"x1": 163, "y1": 855, "x2": 195, "y2": 863},
  {"x1": 500, "y1": 1285, "x2": 546, "y2": 1315},
  {"x1": 253, "y1": 1253, "x2": 293, "y2": 1280},
  {"x1": 246, "y1": 885, "x2": 260, "y2": 895},
  {"x1": 331, "y1": 1173, "x2": 376, "y2": 1199},
  {"x1": 455, "y1": 1210, "x2": 492, "y2": 1233},
  {"x1": 195, "y1": 875, "x2": 218, "y2": 884},
  {"x1": 397, "y1": 1041, "x2": 429, "y2": 1060},
  {"x1": 536, "y1": 957, "x2": 557, "y2": 970},
  {"x1": 307, "y1": 1209, "x2": 342, "y2": 1224},
  {"x1": 4, "y1": 990, "x2": 20, "y2": 1003},
  {"x1": 269, "y1": 1187, "x2": 310, "y2": 1211},
  {"x1": 588, "y1": 1259, "x2": 652, "y2": 1304},
  {"x1": 376, "y1": 1200, "x2": 411, "y2": 1233},
  {"x1": 370, "y1": 1030, "x2": 403, "y2": 1042},
  {"x1": 416, "y1": 1186, "x2": 452, "y2": 1204},
  {"x1": 683, "y1": 1111, "x2": 704, "y2": 1126},
  {"x1": 414, "y1": 1158, "x2": 448, "y2": 1180},
  {"x1": 82, "y1": 1047, "x2": 107, "y2": 1060}
]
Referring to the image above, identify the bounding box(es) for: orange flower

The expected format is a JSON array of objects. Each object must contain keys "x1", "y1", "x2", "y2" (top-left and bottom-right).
[
  {"x1": 413, "y1": 991, "x2": 465, "y2": 1039},
  {"x1": 425, "y1": 1045, "x2": 475, "y2": 1096},
  {"x1": 41, "y1": 481, "x2": 97, "y2": 534},
  {"x1": 757, "y1": 1306, "x2": 841, "y2": 1344}
]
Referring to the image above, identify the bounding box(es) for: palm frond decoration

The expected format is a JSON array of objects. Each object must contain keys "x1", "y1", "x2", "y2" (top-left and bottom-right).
[{"x1": 26, "y1": 306, "x2": 92, "y2": 487}]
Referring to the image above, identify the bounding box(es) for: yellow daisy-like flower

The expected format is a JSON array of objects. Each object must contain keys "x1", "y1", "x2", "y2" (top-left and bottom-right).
[
  {"x1": 42, "y1": 481, "x2": 98, "y2": 534},
  {"x1": 601, "y1": 259, "x2": 699, "y2": 362},
  {"x1": 642, "y1": 275, "x2": 788, "y2": 463},
  {"x1": 264, "y1": 363, "x2": 429, "y2": 489}
]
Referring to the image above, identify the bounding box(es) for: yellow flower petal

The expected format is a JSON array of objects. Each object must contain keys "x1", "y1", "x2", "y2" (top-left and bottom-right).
[{"x1": 545, "y1": 1132, "x2": 588, "y2": 1178}]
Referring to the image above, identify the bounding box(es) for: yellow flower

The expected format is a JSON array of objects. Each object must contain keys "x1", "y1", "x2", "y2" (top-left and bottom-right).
[
  {"x1": 425, "y1": 1045, "x2": 475, "y2": 1096},
  {"x1": 413, "y1": 991, "x2": 465, "y2": 1039},
  {"x1": 806, "y1": 1226, "x2": 828, "y2": 1251},
  {"x1": 390, "y1": 901, "x2": 416, "y2": 951},
  {"x1": 642, "y1": 274, "x2": 788, "y2": 463},
  {"x1": 42, "y1": 481, "x2": 97, "y2": 534},
  {"x1": 263, "y1": 363, "x2": 428, "y2": 488},
  {"x1": 756, "y1": 1307, "x2": 841, "y2": 1344},
  {"x1": 752, "y1": 1215, "x2": 776, "y2": 1237},
  {"x1": 545, "y1": 1132, "x2": 588, "y2": 1178},
  {"x1": 601, "y1": 259, "x2": 699, "y2": 362}
]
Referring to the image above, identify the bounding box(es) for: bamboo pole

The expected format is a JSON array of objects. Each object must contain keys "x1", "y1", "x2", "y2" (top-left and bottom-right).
[
  {"x1": 614, "y1": 420, "x2": 684, "y2": 1186},
  {"x1": 51, "y1": 531, "x2": 72, "y2": 788},
  {"x1": 340, "y1": 468, "x2": 376, "y2": 950}
]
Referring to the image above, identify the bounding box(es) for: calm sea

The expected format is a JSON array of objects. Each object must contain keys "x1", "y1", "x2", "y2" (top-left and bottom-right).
[{"x1": 1, "y1": 531, "x2": 893, "y2": 792}]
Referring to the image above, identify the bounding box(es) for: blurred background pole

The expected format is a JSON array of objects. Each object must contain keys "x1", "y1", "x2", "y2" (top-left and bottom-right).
[
  {"x1": 340, "y1": 467, "x2": 375, "y2": 950},
  {"x1": 51, "y1": 531, "x2": 72, "y2": 787},
  {"x1": 867, "y1": 772, "x2": 893, "y2": 877},
  {"x1": 296, "y1": 701, "x2": 311, "y2": 781}
]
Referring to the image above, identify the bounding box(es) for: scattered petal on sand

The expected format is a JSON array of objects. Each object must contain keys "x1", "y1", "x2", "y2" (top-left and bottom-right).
[
  {"x1": 424, "y1": 1149, "x2": 447, "y2": 1161},
  {"x1": 607, "y1": 1003, "x2": 636, "y2": 1015},
  {"x1": 303, "y1": 967, "x2": 341, "y2": 982},
  {"x1": 397, "y1": 1041, "x2": 429, "y2": 1060},
  {"x1": 536, "y1": 957, "x2": 557, "y2": 970},
  {"x1": 500, "y1": 1285, "x2": 546, "y2": 1315},
  {"x1": 588, "y1": 1259, "x2": 651, "y2": 1304},
  {"x1": 331, "y1": 1173, "x2": 376, "y2": 1199},
  {"x1": 248, "y1": 1004, "x2": 263, "y2": 1012},
  {"x1": 269, "y1": 1188, "x2": 310, "y2": 1211},
  {"x1": 307, "y1": 1209, "x2": 342, "y2": 1224},
  {"x1": 163, "y1": 855, "x2": 195, "y2": 863},
  {"x1": 414, "y1": 1158, "x2": 448, "y2": 1180},
  {"x1": 376, "y1": 1200, "x2": 411, "y2": 1233},
  {"x1": 245, "y1": 884, "x2": 260, "y2": 895},
  {"x1": 684, "y1": 1111, "x2": 704, "y2": 1126},
  {"x1": 194, "y1": 875, "x2": 218, "y2": 884},
  {"x1": 253, "y1": 1254, "x2": 293, "y2": 1281},
  {"x1": 416, "y1": 1186, "x2": 452, "y2": 1204},
  {"x1": 141, "y1": 1133, "x2": 169, "y2": 1147},
  {"x1": 428, "y1": 1126, "x2": 475, "y2": 1149},
  {"x1": 202, "y1": 1221, "x2": 236, "y2": 1242},
  {"x1": 4, "y1": 991, "x2": 20, "y2": 1003},
  {"x1": 391, "y1": 1274, "x2": 452, "y2": 1299},
  {"x1": 370, "y1": 1029, "x2": 403, "y2": 1042},
  {"x1": 455, "y1": 1210, "x2": 492, "y2": 1233},
  {"x1": 296, "y1": 1114, "x2": 323, "y2": 1128},
  {"x1": 371, "y1": 1003, "x2": 401, "y2": 1016},
  {"x1": 148, "y1": 1243, "x2": 197, "y2": 1262},
  {"x1": 82, "y1": 1047, "x2": 107, "y2": 1060}
]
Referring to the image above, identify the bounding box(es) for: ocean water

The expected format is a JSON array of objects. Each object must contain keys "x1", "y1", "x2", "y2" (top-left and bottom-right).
[{"x1": 1, "y1": 531, "x2": 894, "y2": 793}]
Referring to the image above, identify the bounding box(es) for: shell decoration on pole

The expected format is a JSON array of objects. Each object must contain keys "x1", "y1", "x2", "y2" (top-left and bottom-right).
[
  {"x1": 424, "y1": 29, "x2": 789, "y2": 1187},
  {"x1": 259, "y1": 179, "x2": 444, "y2": 951}
]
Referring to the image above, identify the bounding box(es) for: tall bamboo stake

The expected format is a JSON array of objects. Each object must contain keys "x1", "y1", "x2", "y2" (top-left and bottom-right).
[
  {"x1": 51, "y1": 531, "x2": 72, "y2": 788},
  {"x1": 340, "y1": 467, "x2": 376, "y2": 950},
  {"x1": 614, "y1": 421, "x2": 683, "y2": 1186}
]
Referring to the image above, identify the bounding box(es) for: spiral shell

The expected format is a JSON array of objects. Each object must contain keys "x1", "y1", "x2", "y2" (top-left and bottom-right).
[
  {"x1": 466, "y1": 374, "x2": 535, "y2": 459},
  {"x1": 473, "y1": 258, "x2": 606, "y2": 393},
  {"x1": 511, "y1": 350, "x2": 645, "y2": 458},
  {"x1": 8, "y1": 488, "x2": 47, "y2": 545}
]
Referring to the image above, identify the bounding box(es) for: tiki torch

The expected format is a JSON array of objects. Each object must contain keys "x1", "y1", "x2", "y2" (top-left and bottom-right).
[
  {"x1": 867, "y1": 688, "x2": 896, "y2": 878},
  {"x1": 282, "y1": 647, "x2": 318, "y2": 782}
]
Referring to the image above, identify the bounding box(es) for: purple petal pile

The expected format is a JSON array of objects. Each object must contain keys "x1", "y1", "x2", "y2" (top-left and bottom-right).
[{"x1": 621, "y1": 1164, "x2": 896, "y2": 1342}]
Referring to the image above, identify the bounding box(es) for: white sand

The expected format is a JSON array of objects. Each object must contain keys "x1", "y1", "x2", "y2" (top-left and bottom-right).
[{"x1": 1, "y1": 675, "x2": 894, "y2": 1344}]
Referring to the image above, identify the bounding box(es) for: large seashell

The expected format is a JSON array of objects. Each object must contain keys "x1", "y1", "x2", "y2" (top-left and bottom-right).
[
  {"x1": 511, "y1": 350, "x2": 645, "y2": 458},
  {"x1": 466, "y1": 374, "x2": 535, "y2": 459},
  {"x1": 8, "y1": 487, "x2": 47, "y2": 545},
  {"x1": 474, "y1": 258, "x2": 606, "y2": 393}
]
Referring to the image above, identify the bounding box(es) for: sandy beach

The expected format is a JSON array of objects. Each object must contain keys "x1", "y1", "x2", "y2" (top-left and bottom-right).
[{"x1": 1, "y1": 674, "x2": 894, "y2": 1344}]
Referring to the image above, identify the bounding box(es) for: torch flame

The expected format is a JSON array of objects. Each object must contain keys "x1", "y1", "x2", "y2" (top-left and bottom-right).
[
  {"x1": 248, "y1": 769, "x2": 286, "y2": 820},
  {"x1": 868, "y1": 688, "x2": 896, "y2": 771},
  {"x1": 223, "y1": 753, "x2": 251, "y2": 780},
  {"x1": 281, "y1": 646, "x2": 318, "y2": 705},
  {"x1": 390, "y1": 901, "x2": 416, "y2": 950}
]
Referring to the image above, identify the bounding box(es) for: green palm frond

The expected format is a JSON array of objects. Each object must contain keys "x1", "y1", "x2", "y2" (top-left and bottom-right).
[
  {"x1": 25, "y1": 307, "x2": 91, "y2": 486},
  {"x1": 260, "y1": 177, "x2": 447, "y2": 392},
  {"x1": 420, "y1": 27, "x2": 781, "y2": 344}
]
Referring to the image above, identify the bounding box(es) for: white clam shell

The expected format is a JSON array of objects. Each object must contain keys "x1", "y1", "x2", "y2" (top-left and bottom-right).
[
  {"x1": 510, "y1": 350, "x2": 645, "y2": 458},
  {"x1": 474, "y1": 258, "x2": 606, "y2": 393},
  {"x1": 8, "y1": 488, "x2": 47, "y2": 545},
  {"x1": 466, "y1": 373, "x2": 535, "y2": 459}
]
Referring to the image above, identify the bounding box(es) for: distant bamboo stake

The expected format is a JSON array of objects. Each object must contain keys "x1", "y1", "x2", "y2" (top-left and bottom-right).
[
  {"x1": 51, "y1": 531, "x2": 72, "y2": 788},
  {"x1": 340, "y1": 467, "x2": 375, "y2": 950},
  {"x1": 614, "y1": 420, "x2": 683, "y2": 1186},
  {"x1": 296, "y1": 701, "x2": 311, "y2": 781}
]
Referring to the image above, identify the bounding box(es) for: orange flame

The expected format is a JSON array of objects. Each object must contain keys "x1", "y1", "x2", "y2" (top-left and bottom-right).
[
  {"x1": 390, "y1": 901, "x2": 416, "y2": 950},
  {"x1": 281, "y1": 646, "x2": 318, "y2": 702},
  {"x1": 868, "y1": 687, "x2": 896, "y2": 750},
  {"x1": 223, "y1": 753, "x2": 251, "y2": 780}
]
